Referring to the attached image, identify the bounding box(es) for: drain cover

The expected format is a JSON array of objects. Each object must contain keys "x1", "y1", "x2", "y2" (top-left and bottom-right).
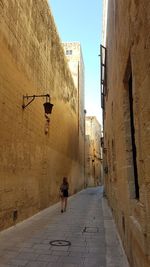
[
  {"x1": 49, "y1": 240, "x2": 71, "y2": 246},
  {"x1": 83, "y1": 227, "x2": 99, "y2": 233}
]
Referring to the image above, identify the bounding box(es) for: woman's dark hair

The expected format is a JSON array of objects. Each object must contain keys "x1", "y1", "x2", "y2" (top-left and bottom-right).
[{"x1": 63, "y1": 177, "x2": 68, "y2": 184}]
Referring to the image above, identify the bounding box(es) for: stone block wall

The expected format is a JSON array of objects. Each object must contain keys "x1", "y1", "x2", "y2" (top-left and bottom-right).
[
  {"x1": 85, "y1": 116, "x2": 102, "y2": 187},
  {"x1": 0, "y1": 0, "x2": 84, "y2": 230},
  {"x1": 104, "y1": 1, "x2": 150, "y2": 266}
]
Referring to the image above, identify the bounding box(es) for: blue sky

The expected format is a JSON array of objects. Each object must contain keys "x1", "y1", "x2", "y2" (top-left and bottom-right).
[{"x1": 48, "y1": 0, "x2": 103, "y2": 124}]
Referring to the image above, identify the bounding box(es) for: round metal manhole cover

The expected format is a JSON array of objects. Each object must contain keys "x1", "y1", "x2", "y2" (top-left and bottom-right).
[{"x1": 49, "y1": 240, "x2": 71, "y2": 246}]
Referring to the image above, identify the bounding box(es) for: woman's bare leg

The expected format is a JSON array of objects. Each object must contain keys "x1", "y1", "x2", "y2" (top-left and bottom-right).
[
  {"x1": 61, "y1": 197, "x2": 64, "y2": 212},
  {"x1": 64, "y1": 197, "x2": 67, "y2": 211}
]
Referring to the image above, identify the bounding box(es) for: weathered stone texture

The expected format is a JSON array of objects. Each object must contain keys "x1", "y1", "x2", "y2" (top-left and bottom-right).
[
  {"x1": 104, "y1": 1, "x2": 150, "y2": 266},
  {"x1": 62, "y1": 42, "x2": 85, "y2": 178},
  {"x1": 85, "y1": 116, "x2": 102, "y2": 187},
  {"x1": 0, "y1": 0, "x2": 84, "y2": 230}
]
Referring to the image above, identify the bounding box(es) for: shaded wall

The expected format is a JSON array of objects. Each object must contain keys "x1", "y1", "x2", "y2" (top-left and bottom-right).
[{"x1": 104, "y1": 1, "x2": 150, "y2": 267}]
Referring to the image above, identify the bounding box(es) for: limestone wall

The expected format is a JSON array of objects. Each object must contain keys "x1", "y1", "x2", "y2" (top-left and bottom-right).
[
  {"x1": 104, "y1": 1, "x2": 150, "y2": 266},
  {"x1": 85, "y1": 116, "x2": 102, "y2": 186},
  {"x1": 0, "y1": 0, "x2": 84, "y2": 230},
  {"x1": 62, "y1": 42, "x2": 85, "y2": 180}
]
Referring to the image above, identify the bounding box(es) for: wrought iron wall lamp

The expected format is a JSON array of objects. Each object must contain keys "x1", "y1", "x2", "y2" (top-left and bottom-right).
[{"x1": 22, "y1": 94, "x2": 54, "y2": 114}]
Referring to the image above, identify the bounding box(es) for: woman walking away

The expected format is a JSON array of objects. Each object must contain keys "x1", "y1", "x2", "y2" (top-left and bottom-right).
[{"x1": 60, "y1": 177, "x2": 69, "y2": 213}]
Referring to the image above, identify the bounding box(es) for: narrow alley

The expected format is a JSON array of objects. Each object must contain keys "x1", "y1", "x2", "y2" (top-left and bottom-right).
[
  {"x1": 0, "y1": 187, "x2": 129, "y2": 267},
  {"x1": 0, "y1": 0, "x2": 150, "y2": 266}
]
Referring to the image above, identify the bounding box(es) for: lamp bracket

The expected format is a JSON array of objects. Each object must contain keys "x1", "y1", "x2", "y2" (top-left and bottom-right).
[{"x1": 22, "y1": 94, "x2": 50, "y2": 109}]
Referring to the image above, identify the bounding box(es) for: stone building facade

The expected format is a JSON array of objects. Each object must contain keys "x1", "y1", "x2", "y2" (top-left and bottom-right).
[
  {"x1": 85, "y1": 116, "x2": 102, "y2": 187},
  {"x1": 62, "y1": 42, "x2": 85, "y2": 179},
  {"x1": 0, "y1": 0, "x2": 84, "y2": 230},
  {"x1": 102, "y1": 1, "x2": 150, "y2": 267}
]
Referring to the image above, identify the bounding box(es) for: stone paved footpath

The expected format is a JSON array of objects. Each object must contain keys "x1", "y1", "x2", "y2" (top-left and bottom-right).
[{"x1": 0, "y1": 187, "x2": 129, "y2": 267}]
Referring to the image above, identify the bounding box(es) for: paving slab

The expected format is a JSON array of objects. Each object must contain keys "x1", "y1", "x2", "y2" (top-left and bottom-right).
[{"x1": 0, "y1": 187, "x2": 129, "y2": 267}]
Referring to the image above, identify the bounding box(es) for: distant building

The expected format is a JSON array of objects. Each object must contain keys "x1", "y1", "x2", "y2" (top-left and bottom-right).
[
  {"x1": 62, "y1": 42, "x2": 85, "y2": 177},
  {"x1": 62, "y1": 42, "x2": 84, "y2": 133},
  {"x1": 85, "y1": 116, "x2": 102, "y2": 187},
  {"x1": 62, "y1": 42, "x2": 84, "y2": 91}
]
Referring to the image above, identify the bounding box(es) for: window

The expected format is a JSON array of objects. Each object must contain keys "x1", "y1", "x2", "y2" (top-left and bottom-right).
[
  {"x1": 124, "y1": 56, "x2": 140, "y2": 199},
  {"x1": 128, "y1": 73, "x2": 139, "y2": 199},
  {"x1": 66, "y1": 50, "x2": 72, "y2": 55}
]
